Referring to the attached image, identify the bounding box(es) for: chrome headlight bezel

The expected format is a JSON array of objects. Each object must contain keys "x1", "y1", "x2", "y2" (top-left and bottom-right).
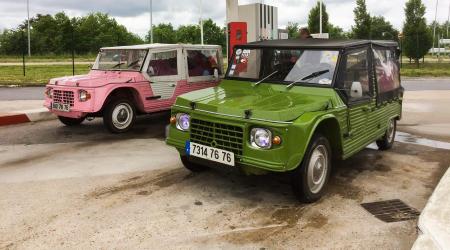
[
  {"x1": 176, "y1": 113, "x2": 191, "y2": 131},
  {"x1": 45, "y1": 87, "x2": 53, "y2": 98},
  {"x1": 78, "y1": 89, "x2": 89, "y2": 102},
  {"x1": 250, "y1": 128, "x2": 272, "y2": 149}
]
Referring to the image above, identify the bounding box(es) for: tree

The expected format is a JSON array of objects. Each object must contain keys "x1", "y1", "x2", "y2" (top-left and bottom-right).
[
  {"x1": 146, "y1": 23, "x2": 176, "y2": 44},
  {"x1": 327, "y1": 24, "x2": 347, "y2": 39},
  {"x1": 352, "y1": 0, "x2": 371, "y2": 39},
  {"x1": 371, "y1": 16, "x2": 399, "y2": 40},
  {"x1": 202, "y1": 19, "x2": 226, "y2": 48},
  {"x1": 308, "y1": 1, "x2": 329, "y2": 34},
  {"x1": 176, "y1": 24, "x2": 200, "y2": 44},
  {"x1": 402, "y1": 0, "x2": 432, "y2": 66},
  {"x1": 286, "y1": 22, "x2": 299, "y2": 38}
]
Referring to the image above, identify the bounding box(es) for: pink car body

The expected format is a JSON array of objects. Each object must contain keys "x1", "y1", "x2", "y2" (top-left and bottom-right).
[{"x1": 44, "y1": 44, "x2": 223, "y2": 132}]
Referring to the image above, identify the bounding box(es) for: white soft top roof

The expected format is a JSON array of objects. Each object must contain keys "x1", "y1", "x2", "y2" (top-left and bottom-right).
[{"x1": 100, "y1": 43, "x2": 221, "y2": 50}]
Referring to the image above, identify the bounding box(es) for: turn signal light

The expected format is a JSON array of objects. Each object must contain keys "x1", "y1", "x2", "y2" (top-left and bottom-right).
[
  {"x1": 170, "y1": 116, "x2": 177, "y2": 125},
  {"x1": 272, "y1": 136, "x2": 282, "y2": 145}
]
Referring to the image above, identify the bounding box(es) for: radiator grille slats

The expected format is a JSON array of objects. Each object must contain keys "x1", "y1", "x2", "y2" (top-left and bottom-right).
[
  {"x1": 190, "y1": 119, "x2": 244, "y2": 157},
  {"x1": 53, "y1": 90, "x2": 75, "y2": 107}
]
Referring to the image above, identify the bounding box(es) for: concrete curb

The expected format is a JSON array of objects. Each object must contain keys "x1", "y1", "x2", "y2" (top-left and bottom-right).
[
  {"x1": 0, "y1": 108, "x2": 56, "y2": 126},
  {"x1": 412, "y1": 167, "x2": 450, "y2": 250}
]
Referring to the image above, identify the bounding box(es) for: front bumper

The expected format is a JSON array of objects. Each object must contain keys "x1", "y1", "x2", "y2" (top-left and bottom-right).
[
  {"x1": 44, "y1": 86, "x2": 96, "y2": 118},
  {"x1": 166, "y1": 108, "x2": 305, "y2": 173}
]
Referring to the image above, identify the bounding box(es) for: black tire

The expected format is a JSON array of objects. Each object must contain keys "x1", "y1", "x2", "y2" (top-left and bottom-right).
[
  {"x1": 376, "y1": 119, "x2": 396, "y2": 150},
  {"x1": 58, "y1": 116, "x2": 85, "y2": 126},
  {"x1": 180, "y1": 155, "x2": 209, "y2": 172},
  {"x1": 291, "y1": 134, "x2": 332, "y2": 203},
  {"x1": 103, "y1": 98, "x2": 136, "y2": 133}
]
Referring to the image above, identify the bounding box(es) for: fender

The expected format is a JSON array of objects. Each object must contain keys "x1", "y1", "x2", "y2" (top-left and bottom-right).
[
  {"x1": 95, "y1": 83, "x2": 148, "y2": 113},
  {"x1": 285, "y1": 112, "x2": 342, "y2": 171}
]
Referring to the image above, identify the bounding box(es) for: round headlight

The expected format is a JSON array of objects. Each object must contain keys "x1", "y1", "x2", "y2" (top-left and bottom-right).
[
  {"x1": 176, "y1": 113, "x2": 191, "y2": 131},
  {"x1": 250, "y1": 128, "x2": 272, "y2": 149},
  {"x1": 79, "y1": 90, "x2": 90, "y2": 102}
]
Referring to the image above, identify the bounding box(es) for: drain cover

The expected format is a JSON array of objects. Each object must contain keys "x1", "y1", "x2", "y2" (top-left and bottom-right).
[{"x1": 361, "y1": 199, "x2": 420, "y2": 223}]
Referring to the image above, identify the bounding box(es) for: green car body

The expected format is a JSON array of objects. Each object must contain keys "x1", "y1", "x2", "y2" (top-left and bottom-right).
[{"x1": 166, "y1": 39, "x2": 403, "y2": 202}]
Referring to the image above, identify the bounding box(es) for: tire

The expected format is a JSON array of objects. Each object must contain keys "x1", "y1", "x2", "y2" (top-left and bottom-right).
[
  {"x1": 58, "y1": 116, "x2": 85, "y2": 126},
  {"x1": 291, "y1": 134, "x2": 332, "y2": 203},
  {"x1": 376, "y1": 118, "x2": 396, "y2": 150},
  {"x1": 180, "y1": 155, "x2": 209, "y2": 172},
  {"x1": 103, "y1": 98, "x2": 136, "y2": 133}
]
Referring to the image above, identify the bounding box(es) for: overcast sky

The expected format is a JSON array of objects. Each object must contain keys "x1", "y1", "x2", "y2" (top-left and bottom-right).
[{"x1": 0, "y1": 0, "x2": 449, "y2": 38}]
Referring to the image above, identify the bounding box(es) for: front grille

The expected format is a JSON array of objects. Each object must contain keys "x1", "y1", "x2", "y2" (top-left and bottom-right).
[
  {"x1": 190, "y1": 119, "x2": 244, "y2": 157},
  {"x1": 53, "y1": 90, "x2": 75, "y2": 107}
]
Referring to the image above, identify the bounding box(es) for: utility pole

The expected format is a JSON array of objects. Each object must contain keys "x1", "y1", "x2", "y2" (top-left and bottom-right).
[
  {"x1": 432, "y1": 0, "x2": 439, "y2": 56},
  {"x1": 200, "y1": 0, "x2": 204, "y2": 45},
  {"x1": 447, "y1": 1, "x2": 449, "y2": 38},
  {"x1": 149, "y1": 0, "x2": 153, "y2": 43},
  {"x1": 27, "y1": 0, "x2": 31, "y2": 57},
  {"x1": 319, "y1": 0, "x2": 323, "y2": 34}
]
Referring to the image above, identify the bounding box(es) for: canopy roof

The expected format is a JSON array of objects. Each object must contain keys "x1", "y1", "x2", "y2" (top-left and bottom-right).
[
  {"x1": 240, "y1": 39, "x2": 398, "y2": 49},
  {"x1": 100, "y1": 43, "x2": 221, "y2": 50}
]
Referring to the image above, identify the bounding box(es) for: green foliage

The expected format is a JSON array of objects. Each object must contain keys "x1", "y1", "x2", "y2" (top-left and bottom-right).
[
  {"x1": 146, "y1": 19, "x2": 225, "y2": 48},
  {"x1": 327, "y1": 24, "x2": 347, "y2": 39},
  {"x1": 402, "y1": 0, "x2": 432, "y2": 64},
  {"x1": 371, "y1": 16, "x2": 399, "y2": 40},
  {"x1": 0, "y1": 12, "x2": 143, "y2": 55},
  {"x1": 147, "y1": 23, "x2": 177, "y2": 43},
  {"x1": 352, "y1": 0, "x2": 372, "y2": 39},
  {"x1": 308, "y1": 1, "x2": 329, "y2": 34},
  {"x1": 286, "y1": 22, "x2": 299, "y2": 38}
]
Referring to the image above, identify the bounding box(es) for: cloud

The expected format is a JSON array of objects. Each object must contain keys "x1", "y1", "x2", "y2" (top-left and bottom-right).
[{"x1": 0, "y1": 0, "x2": 449, "y2": 38}]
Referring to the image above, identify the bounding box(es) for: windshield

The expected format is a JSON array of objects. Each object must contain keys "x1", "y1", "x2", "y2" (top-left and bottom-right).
[
  {"x1": 94, "y1": 49, "x2": 147, "y2": 71},
  {"x1": 227, "y1": 48, "x2": 339, "y2": 85}
]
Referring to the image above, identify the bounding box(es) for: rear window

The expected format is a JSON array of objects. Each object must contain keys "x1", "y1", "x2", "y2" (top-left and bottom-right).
[{"x1": 373, "y1": 49, "x2": 400, "y2": 93}]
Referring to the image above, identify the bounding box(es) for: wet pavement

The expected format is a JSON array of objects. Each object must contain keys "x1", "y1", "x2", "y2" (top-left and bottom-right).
[{"x1": 0, "y1": 111, "x2": 449, "y2": 248}]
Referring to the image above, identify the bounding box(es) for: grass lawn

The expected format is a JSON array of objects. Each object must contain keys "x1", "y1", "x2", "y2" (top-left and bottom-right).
[
  {"x1": 401, "y1": 63, "x2": 450, "y2": 77},
  {"x1": 0, "y1": 54, "x2": 97, "y2": 63},
  {"x1": 0, "y1": 65, "x2": 90, "y2": 86}
]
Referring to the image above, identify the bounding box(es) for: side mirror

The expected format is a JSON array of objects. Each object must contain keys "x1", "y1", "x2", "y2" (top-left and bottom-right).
[
  {"x1": 350, "y1": 81, "x2": 363, "y2": 98},
  {"x1": 213, "y1": 68, "x2": 219, "y2": 81}
]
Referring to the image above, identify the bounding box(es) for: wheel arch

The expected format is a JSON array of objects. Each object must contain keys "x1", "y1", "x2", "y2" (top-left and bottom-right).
[{"x1": 101, "y1": 86, "x2": 145, "y2": 113}]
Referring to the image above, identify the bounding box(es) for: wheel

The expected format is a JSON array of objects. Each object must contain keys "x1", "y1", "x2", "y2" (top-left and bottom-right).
[
  {"x1": 58, "y1": 116, "x2": 85, "y2": 126},
  {"x1": 376, "y1": 118, "x2": 396, "y2": 150},
  {"x1": 291, "y1": 134, "x2": 332, "y2": 203},
  {"x1": 180, "y1": 155, "x2": 209, "y2": 172},
  {"x1": 103, "y1": 99, "x2": 136, "y2": 133}
]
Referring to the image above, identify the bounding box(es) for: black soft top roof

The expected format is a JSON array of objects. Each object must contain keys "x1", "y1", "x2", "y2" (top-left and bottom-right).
[{"x1": 240, "y1": 39, "x2": 398, "y2": 49}]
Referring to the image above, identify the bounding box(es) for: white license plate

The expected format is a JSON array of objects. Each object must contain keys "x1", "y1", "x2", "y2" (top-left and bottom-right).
[
  {"x1": 187, "y1": 142, "x2": 235, "y2": 166},
  {"x1": 52, "y1": 102, "x2": 70, "y2": 112}
]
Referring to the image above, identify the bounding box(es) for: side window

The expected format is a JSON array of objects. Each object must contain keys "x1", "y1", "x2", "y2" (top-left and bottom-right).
[
  {"x1": 342, "y1": 49, "x2": 371, "y2": 100},
  {"x1": 148, "y1": 50, "x2": 178, "y2": 77},
  {"x1": 187, "y1": 49, "x2": 220, "y2": 77},
  {"x1": 373, "y1": 48, "x2": 400, "y2": 94}
]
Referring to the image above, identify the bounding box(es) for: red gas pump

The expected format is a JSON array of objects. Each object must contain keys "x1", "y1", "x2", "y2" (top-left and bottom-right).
[{"x1": 228, "y1": 22, "x2": 247, "y2": 58}]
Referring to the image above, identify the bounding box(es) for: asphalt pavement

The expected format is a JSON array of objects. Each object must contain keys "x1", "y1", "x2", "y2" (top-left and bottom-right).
[{"x1": 1, "y1": 78, "x2": 449, "y2": 101}]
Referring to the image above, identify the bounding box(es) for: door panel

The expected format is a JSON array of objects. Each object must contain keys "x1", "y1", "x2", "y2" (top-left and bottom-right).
[
  {"x1": 143, "y1": 49, "x2": 181, "y2": 100},
  {"x1": 339, "y1": 47, "x2": 375, "y2": 157}
]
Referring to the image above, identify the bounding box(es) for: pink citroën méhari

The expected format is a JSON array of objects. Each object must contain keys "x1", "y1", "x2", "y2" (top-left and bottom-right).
[{"x1": 44, "y1": 44, "x2": 223, "y2": 133}]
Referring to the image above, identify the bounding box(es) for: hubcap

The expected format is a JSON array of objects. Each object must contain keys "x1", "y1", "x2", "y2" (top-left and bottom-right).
[
  {"x1": 112, "y1": 103, "x2": 133, "y2": 129},
  {"x1": 307, "y1": 145, "x2": 328, "y2": 194},
  {"x1": 387, "y1": 119, "x2": 395, "y2": 142}
]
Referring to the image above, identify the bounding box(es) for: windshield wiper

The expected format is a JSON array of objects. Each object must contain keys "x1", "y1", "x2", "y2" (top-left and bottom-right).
[
  {"x1": 254, "y1": 70, "x2": 278, "y2": 87},
  {"x1": 286, "y1": 69, "x2": 330, "y2": 89},
  {"x1": 112, "y1": 62, "x2": 126, "y2": 69}
]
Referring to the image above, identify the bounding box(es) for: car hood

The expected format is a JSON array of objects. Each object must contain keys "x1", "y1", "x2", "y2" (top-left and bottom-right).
[
  {"x1": 48, "y1": 71, "x2": 134, "y2": 88},
  {"x1": 175, "y1": 80, "x2": 336, "y2": 122}
]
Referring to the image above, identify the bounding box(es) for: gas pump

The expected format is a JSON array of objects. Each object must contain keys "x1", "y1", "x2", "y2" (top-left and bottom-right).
[{"x1": 228, "y1": 22, "x2": 247, "y2": 58}]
